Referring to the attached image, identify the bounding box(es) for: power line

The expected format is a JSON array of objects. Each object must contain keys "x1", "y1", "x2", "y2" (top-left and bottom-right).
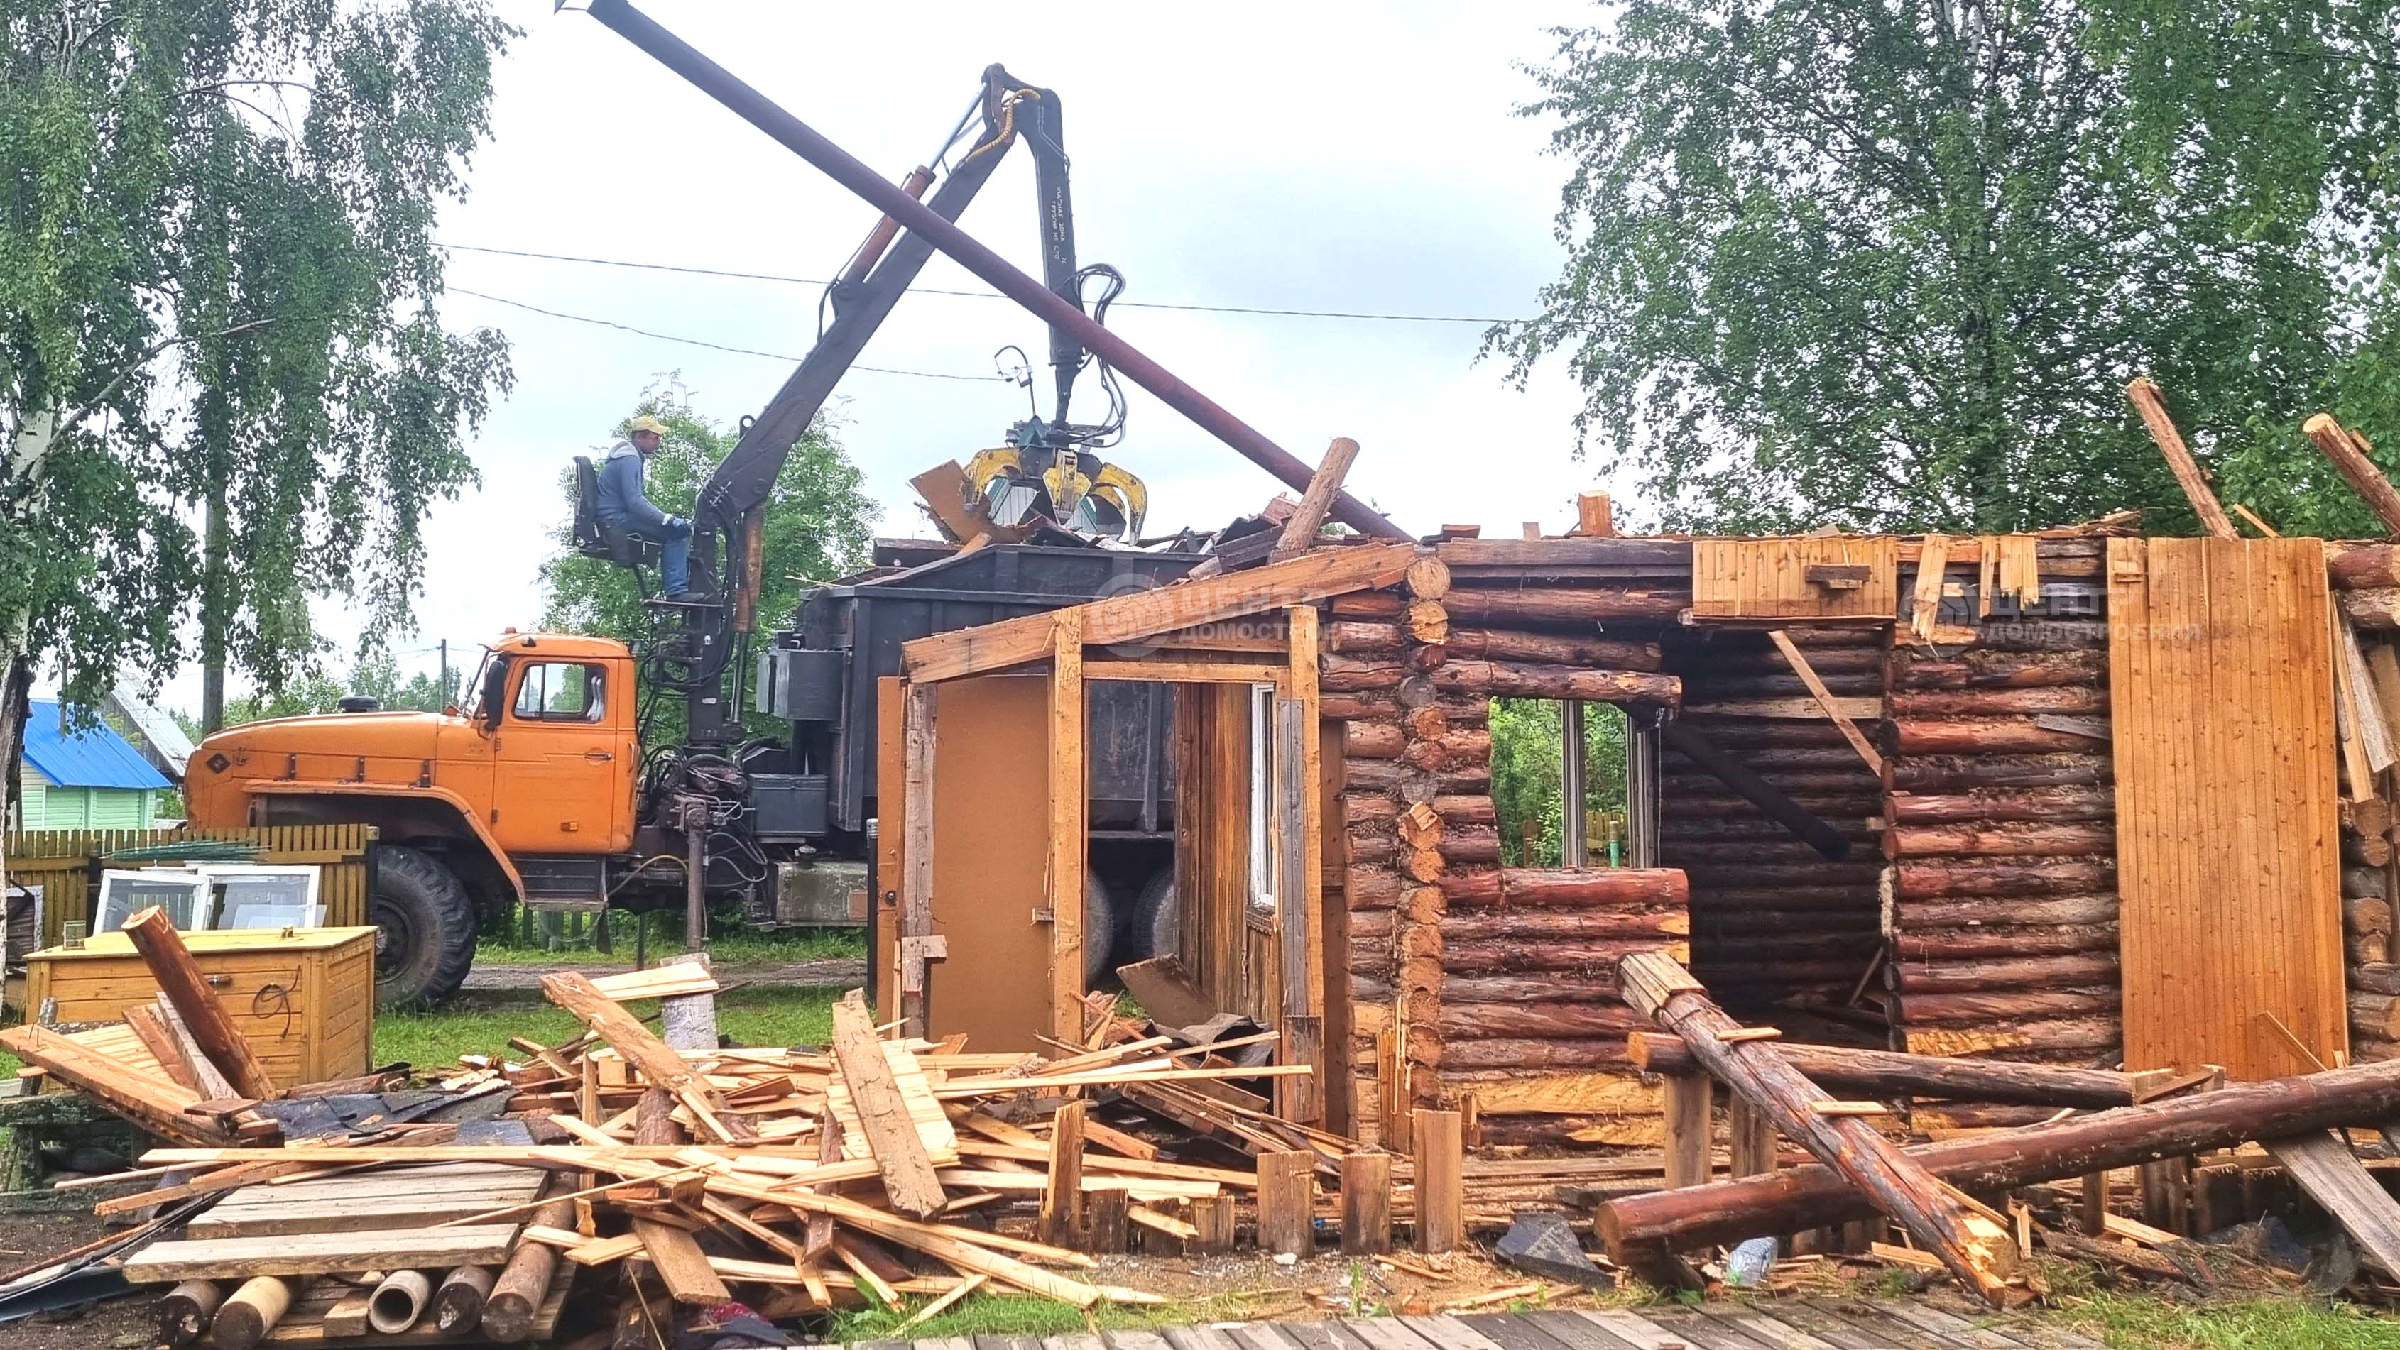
[
  {"x1": 443, "y1": 242, "x2": 1519, "y2": 326},
  {"x1": 448, "y1": 287, "x2": 1009, "y2": 381}
]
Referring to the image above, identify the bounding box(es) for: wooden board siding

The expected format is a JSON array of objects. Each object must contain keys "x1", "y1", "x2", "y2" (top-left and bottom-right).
[
  {"x1": 2108, "y1": 537, "x2": 2345, "y2": 1078},
  {"x1": 2, "y1": 824, "x2": 376, "y2": 946},
  {"x1": 1692, "y1": 537, "x2": 1899, "y2": 621}
]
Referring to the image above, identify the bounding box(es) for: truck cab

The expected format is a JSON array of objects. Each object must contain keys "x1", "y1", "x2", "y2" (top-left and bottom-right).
[{"x1": 182, "y1": 632, "x2": 641, "y2": 1006}]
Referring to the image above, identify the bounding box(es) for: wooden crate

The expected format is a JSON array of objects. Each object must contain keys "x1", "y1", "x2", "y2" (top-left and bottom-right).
[{"x1": 23, "y1": 927, "x2": 376, "y2": 1086}]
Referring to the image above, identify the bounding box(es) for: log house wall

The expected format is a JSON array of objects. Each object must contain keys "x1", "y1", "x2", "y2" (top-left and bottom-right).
[{"x1": 2326, "y1": 543, "x2": 2400, "y2": 1065}]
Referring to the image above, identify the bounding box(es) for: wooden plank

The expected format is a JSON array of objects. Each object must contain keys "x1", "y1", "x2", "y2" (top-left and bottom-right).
[
  {"x1": 121, "y1": 905, "x2": 277, "y2": 1099},
  {"x1": 539, "y1": 971, "x2": 734, "y2": 1140},
  {"x1": 1269, "y1": 438, "x2": 1361, "y2": 563},
  {"x1": 1340, "y1": 1152, "x2": 1392, "y2": 1256},
  {"x1": 902, "y1": 540, "x2": 1420, "y2": 682},
  {"x1": 1051, "y1": 611, "x2": 1088, "y2": 1043},
  {"x1": 2126, "y1": 380, "x2": 2236, "y2": 538},
  {"x1": 829, "y1": 990, "x2": 949, "y2": 1219},
  {"x1": 1692, "y1": 537, "x2": 1897, "y2": 621},
  {"x1": 123, "y1": 1226, "x2": 519, "y2": 1283},
  {"x1": 2263, "y1": 1131, "x2": 2400, "y2": 1280},
  {"x1": 1038, "y1": 1100, "x2": 1085, "y2": 1247},
  {"x1": 1662, "y1": 1071, "x2": 1712, "y2": 1190},
  {"x1": 899, "y1": 681, "x2": 937, "y2": 1035},
  {"x1": 2109, "y1": 538, "x2": 2346, "y2": 1077},
  {"x1": 1412, "y1": 1109, "x2": 1462, "y2": 1254},
  {"x1": 1769, "y1": 630, "x2": 1884, "y2": 776},
  {"x1": 1256, "y1": 1151, "x2": 1315, "y2": 1257}
]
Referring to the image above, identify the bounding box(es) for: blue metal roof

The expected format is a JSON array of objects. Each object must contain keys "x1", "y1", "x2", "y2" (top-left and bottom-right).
[{"x1": 23, "y1": 699, "x2": 172, "y2": 791}]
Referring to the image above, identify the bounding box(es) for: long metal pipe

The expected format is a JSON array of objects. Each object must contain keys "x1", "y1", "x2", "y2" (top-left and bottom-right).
[{"x1": 582, "y1": 0, "x2": 1410, "y2": 542}]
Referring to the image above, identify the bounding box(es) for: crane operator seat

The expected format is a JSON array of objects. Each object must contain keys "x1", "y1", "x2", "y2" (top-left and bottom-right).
[{"x1": 571, "y1": 454, "x2": 662, "y2": 592}]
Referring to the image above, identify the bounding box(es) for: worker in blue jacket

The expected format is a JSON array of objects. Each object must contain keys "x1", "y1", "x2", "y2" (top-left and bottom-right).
[{"x1": 595, "y1": 414, "x2": 700, "y2": 598}]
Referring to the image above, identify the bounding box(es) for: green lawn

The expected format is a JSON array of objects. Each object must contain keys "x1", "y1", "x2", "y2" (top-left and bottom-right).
[
  {"x1": 373, "y1": 984, "x2": 846, "y2": 1070},
  {"x1": 2051, "y1": 1290, "x2": 2400, "y2": 1350},
  {"x1": 475, "y1": 912, "x2": 865, "y2": 967}
]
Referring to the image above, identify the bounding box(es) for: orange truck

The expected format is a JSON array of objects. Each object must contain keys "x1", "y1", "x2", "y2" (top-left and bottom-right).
[{"x1": 183, "y1": 633, "x2": 644, "y2": 1005}]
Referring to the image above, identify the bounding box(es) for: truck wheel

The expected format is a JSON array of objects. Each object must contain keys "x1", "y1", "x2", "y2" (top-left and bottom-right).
[
  {"x1": 1135, "y1": 867, "x2": 1178, "y2": 965},
  {"x1": 372, "y1": 846, "x2": 478, "y2": 1010},
  {"x1": 1083, "y1": 874, "x2": 1122, "y2": 989}
]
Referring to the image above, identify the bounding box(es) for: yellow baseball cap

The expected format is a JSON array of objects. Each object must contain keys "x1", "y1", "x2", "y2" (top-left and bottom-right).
[{"x1": 627, "y1": 414, "x2": 669, "y2": 436}]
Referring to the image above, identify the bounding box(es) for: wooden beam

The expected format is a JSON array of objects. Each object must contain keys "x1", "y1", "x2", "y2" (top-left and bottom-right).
[
  {"x1": 2307, "y1": 413, "x2": 2400, "y2": 537},
  {"x1": 899, "y1": 682, "x2": 937, "y2": 1038},
  {"x1": 2263, "y1": 1132, "x2": 2400, "y2": 1280},
  {"x1": 1340, "y1": 1152, "x2": 1393, "y2": 1255},
  {"x1": 1767, "y1": 630, "x2": 1885, "y2": 776},
  {"x1": 1628, "y1": 1033, "x2": 2156, "y2": 1108},
  {"x1": 120, "y1": 906, "x2": 276, "y2": 1101},
  {"x1": 1618, "y1": 953, "x2": 2019, "y2": 1304},
  {"x1": 828, "y1": 991, "x2": 949, "y2": 1221},
  {"x1": 1577, "y1": 492, "x2": 1614, "y2": 538},
  {"x1": 1269, "y1": 438, "x2": 1361, "y2": 563},
  {"x1": 1256, "y1": 1151, "x2": 1315, "y2": 1257},
  {"x1": 1037, "y1": 1100, "x2": 1085, "y2": 1248},
  {"x1": 2126, "y1": 379, "x2": 2237, "y2": 538},
  {"x1": 1050, "y1": 610, "x2": 1087, "y2": 1043},
  {"x1": 1662, "y1": 1071, "x2": 1712, "y2": 1190},
  {"x1": 539, "y1": 972, "x2": 732, "y2": 1142},
  {"x1": 902, "y1": 540, "x2": 1420, "y2": 682},
  {"x1": 1084, "y1": 660, "x2": 1286, "y2": 685},
  {"x1": 1413, "y1": 1109, "x2": 1463, "y2": 1254}
]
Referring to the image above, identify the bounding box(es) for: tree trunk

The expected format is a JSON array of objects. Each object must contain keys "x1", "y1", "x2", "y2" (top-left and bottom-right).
[
  {"x1": 1596, "y1": 1055, "x2": 2400, "y2": 1258},
  {"x1": 1616, "y1": 952, "x2": 2019, "y2": 1303}
]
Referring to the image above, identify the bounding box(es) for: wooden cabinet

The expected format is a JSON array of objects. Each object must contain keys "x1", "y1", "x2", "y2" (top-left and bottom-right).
[{"x1": 24, "y1": 927, "x2": 376, "y2": 1086}]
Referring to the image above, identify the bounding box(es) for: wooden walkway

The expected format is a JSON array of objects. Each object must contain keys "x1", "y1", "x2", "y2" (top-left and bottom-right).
[{"x1": 866, "y1": 1297, "x2": 2105, "y2": 1350}]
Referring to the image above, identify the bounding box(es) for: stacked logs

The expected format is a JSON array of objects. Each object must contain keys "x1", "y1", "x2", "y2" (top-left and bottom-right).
[
  {"x1": 1884, "y1": 541, "x2": 2120, "y2": 1122},
  {"x1": 2321, "y1": 543, "x2": 2400, "y2": 1063},
  {"x1": 1660, "y1": 627, "x2": 1887, "y2": 1007}
]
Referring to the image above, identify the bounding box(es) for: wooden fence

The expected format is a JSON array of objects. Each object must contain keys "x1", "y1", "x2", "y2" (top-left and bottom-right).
[{"x1": 3, "y1": 824, "x2": 377, "y2": 948}]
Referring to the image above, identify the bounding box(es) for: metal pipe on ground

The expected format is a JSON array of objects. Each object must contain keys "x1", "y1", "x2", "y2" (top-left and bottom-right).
[{"x1": 579, "y1": 0, "x2": 1408, "y2": 543}]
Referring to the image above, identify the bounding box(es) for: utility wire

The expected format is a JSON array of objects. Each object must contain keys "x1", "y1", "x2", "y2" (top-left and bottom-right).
[
  {"x1": 444, "y1": 243, "x2": 1517, "y2": 326},
  {"x1": 448, "y1": 287, "x2": 1008, "y2": 381}
]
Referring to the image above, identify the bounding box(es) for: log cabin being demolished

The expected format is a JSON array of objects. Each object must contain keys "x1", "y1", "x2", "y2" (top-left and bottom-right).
[{"x1": 878, "y1": 511, "x2": 2400, "y2": 1162}]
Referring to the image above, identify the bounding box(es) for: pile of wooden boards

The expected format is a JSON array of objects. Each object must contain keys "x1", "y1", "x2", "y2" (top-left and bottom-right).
[
  {"x1": 1595, "y1": 951, "x2": 2400, "y2": 1306},
  {"x1": 26, "y1": 940, "x2": 1498, "y2": 1348}
]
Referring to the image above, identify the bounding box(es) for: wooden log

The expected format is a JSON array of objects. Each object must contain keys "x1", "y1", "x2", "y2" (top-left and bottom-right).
[
  {"x1": 1038, "y1": 1100, "x2": 1086, "y2": 1247},
  {"x1": 1895, "y1": 720, "x2": 2106, "y2": 755},
  {"x1": 2349, "y1": 868, "x2": 2388, "y2": 901},
  {"x1": 2126, "y1": 378, "x2": 2238, "y2": 537},
  {"x1": 1894, "y1": 857, "x2": 2114, "y2": 899},
  {"x1": 2350, "y1": 897, "x2": 2394, "y2": 937},
  {"x1": 1432, "y1": 659, "x2": 1680, "y2": 705},
  {"x1": 1888, "y1": 786, "x2": 2114, "y2": 824},
  {"x1": 1904, "y1": 1015, "x2": 2123, "y2": 1056},
  {"x1": 1440, "y1": 1002, "x2": 1649, "y2": 1040},
  {"x1": 1442, "y1": 823, "x2": 1501, "y2": 863},
  {"x1": 1343, "y1": 721, "x2": 1405, "y2": 759},
  {"x1": 211, "y1": 1278, "x2": 294, "y2": 1350},
  {"x1": 1445, "y1": 627, "x2": 1664, "y2": 670},
  {"x1": 2352, "y1": 964, "x2": 2400, "y2": 996},
  {"x1": 1892, "y1": 649, "x2": 2109, "y2": 690},
  {"x1": 1323, "y1": 653, "x2": 1406, "y2": 691},
  {"x1": 1257, "y1": 1152, "x2": 1315, "y2": 1257},
  {"x1": 1340, "y1": 1153, "x2": 1393, "y2": 1255},
  {"x1": 120, "y1": 905, "x2": 276, "y2": 1100},
  {"x1": 1664, "y1": 839, "x2": 1879, "y2": 866},
  {"x1": 1326, "y1": 620, "x2": 1405, "y2": 654},
  {"x1": 1894, "y1": 925, "x2": 2117, "y2": 960},
  {"x1": 1413, "y1": 1110, "x2": 1464, "y2": 1253},
  {"x1": 1894, "y1": 894, "x2": 2117, "y2": 929},
  {"x1": 1659, "y1": 720, "x2": 1851, "y2": 860},
  {"x1": 1597, "y1": 1053, "x2": 2400, "y2": 1257},
  {"x1": 1666, "y1": 744, "x2": 1885, "y2": 773},
  {"x1": 1616, "y1": 952, "x2": 2018, "y2": 1302},
  {"x1": 1445, "y1": 937, "x2": 1689, "y2": 975},
  {"x1": 1626, "y1": 1032, "x2": 2149, "y2": 1107},
  {"x1": 2330, "y1": 542, "x2": 2400, "y2": 589},
  {"x1": 1332, "y1": 591, "x2": 1403, "y2": 619},
  {"x1": 1660, "y1": 811, "x2": 1880, "y2": 840},
  {"x1": 2341, "y1": 587, "x2": 2400, "y2": 630},
  {"x1": 481, "y1": 1199, "x2": 571, "y2": 1341},
  {"x1": 1401, "y1": 728, "x2": 1491, "y2": 772},
  {"x1": 1438, "y1": 973, "x2": 1623, "y2": 1004},
  {"x1": 2354, "y1": 993, "x2": 2400, "y2": 1040},
  {"x1": 2346, "y1": 830, "x2": 2394, "y2": 868},
  {"x1": 1890, "y1": 822, "x2": 2115, "y2": 858},
  {"x1": 1890, "y1": 951, "x2": 2120, "y2": 993},
  {"x1": 157, "y1": 1280, "x2": 225, "y2": 1349},
  {"x1": 1440, "y1": 1039, "x2": 1635, "y2": 1070},
  {"x1": 1431, "y1": 794, "x2": 1496, "y2": 824},
  {"x1": 1444, "y1": 588, "x2": 1687, "y2": 627},
  {"x1": 1966, "y1": 619, "x2": 2111, "y2": 651},
  {"x1": 2307, "y1": 414, "x2": 2400, "y2": 535},
  {"x1": 1682, "y1": 862, "x2": 1887, "y2": 888},
  {"x1": 1889, "y1": 753, "x2": 2113, "y2": 791},
  {"x1": 1270, "y1": 437, "x2": 1362, "y2": 561},
  {"x1": 1888, "y1": 686, "x2": 2107, "y2": 717},
  {"x1": 1441, "y1": 910, "x2": 1688, "y2": 945},
  {"x1": 1322, "y1": 692, "x2": 1401, "y2": 720},
  {"x1": 1405, "y1": 598, "x2": 1449, "y2": 645}
]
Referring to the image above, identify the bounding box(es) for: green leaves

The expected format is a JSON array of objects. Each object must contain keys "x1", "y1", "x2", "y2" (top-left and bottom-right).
[
  {"x1": 1, "y1": 0, "x2": 516, "y2": 727},
  {"x1": 1498, "y1": 0, "x2": 2400, "y2": 536}
]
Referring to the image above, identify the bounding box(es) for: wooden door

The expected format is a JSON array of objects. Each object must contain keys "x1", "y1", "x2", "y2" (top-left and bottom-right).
[{"x1": 2108, "y1": 537, "x2": 2345, "y2": 1077}]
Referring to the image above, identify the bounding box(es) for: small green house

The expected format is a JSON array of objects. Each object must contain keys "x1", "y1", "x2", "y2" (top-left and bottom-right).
[{"x1": 15, "y1": 699, "x2": 171, "y2": 830}]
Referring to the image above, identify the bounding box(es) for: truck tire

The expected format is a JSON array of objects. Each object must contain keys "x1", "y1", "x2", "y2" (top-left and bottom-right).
[
  {"x1": 1084, "y1": 874, "x2": 1118, "y2": 989},
  {"x1": 1135, "y1": 867, "x2": 1178, "y2": 965},
  {"x1": 372, "y1": 846, "x2": 478, "y2": 1010}
]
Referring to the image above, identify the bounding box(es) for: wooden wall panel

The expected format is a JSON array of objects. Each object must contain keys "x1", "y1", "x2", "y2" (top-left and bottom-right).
[
  {"x1": 1692, "y1": 537, "x2": 1898, "y2": 621},
  {"x1": 2108, "y1": 537, "x2": 2345, "y2": 1078}
]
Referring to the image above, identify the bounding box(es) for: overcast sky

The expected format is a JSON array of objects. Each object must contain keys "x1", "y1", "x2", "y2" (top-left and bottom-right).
[{"x1": 178, "y1": 0, "x2": 1611, "y2": 709}]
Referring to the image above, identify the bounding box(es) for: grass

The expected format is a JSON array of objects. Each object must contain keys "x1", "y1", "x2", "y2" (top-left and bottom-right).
[
  {"x1": 824, "y1": 1291, "x2": 1257, "y2": 1344},
  {"x1": 372, "y1": 984, "x2": 846, "y2": 1069},
  {"x1": 474, "y1": 911, "x2": 865, "y2": 966},
  {"x1": 2051, "y1": 1289, "x2": 2400, "y2": 1349}
]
